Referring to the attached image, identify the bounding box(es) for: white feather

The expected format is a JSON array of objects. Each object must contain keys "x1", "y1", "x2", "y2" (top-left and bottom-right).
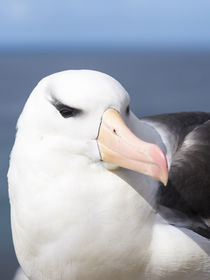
[
  {"x1": 13, "y1": 267, "x2": 28, "y2": 280},
  {"x1": 8, "y1": 70, "x2": 210, "y2": 280}
]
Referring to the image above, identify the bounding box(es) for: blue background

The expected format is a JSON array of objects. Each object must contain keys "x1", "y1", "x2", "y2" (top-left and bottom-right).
[
  {"x1": 1, "y1": 1, "x2": 210, "y2": 279},
  {"x1": 1, "y1": 0, "x2": 210, "y2": 50}
]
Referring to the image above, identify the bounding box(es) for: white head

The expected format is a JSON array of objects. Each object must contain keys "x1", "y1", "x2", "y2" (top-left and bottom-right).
[{"x1": 15, "y1": 70, "x2": 168, "y2": 183}]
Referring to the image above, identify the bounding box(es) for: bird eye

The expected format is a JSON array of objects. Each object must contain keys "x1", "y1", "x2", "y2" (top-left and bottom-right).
[
  {"x1": 126, "y1": 105, "x2": 130, "y2": 115},
  {"x1": 52, "y1": 99, "x2": 82, "y2": 118},
  {"x1": 58, "y1": 106, "x2": 80, "y2": 118}
]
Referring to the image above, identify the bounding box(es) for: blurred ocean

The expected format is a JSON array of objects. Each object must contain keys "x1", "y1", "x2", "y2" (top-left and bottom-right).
[{"x1": 1, "y1": 50, "x2": 210, "y2": 279}]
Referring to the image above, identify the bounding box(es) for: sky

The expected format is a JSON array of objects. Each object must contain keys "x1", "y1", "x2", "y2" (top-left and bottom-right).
[{"x1": 0, "y1": 0, "x2": 210, "y2": 50}]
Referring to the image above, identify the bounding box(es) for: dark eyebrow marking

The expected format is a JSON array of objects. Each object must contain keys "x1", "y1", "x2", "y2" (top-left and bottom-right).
[{"x1": 51, "y1": 97, "x2": 82, "y2": 118}]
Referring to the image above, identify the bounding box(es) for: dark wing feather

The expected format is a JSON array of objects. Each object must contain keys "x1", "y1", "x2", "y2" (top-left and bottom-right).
[
  {"x1": 143, "y1": 112, "x2": 210, "y2": 238},
  {"x1": 145, "y1": 112, "x2": 210, "y2": 148},
  {"x1": 160, "y1": 120, "x2": 210, "y2": 218}
]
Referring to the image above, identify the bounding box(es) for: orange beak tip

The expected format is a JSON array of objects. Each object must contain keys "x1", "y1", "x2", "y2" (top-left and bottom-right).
[
  {"x1": 161, "y1": 163, "x2": 168, "y2": 187},
  {"x1": 162, "y1": 176, "x2": 168, "y2": 187}
]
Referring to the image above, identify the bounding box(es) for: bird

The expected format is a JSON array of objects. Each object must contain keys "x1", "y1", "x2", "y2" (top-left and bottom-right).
[{"x1": 8, "y1": 70, "x2": 210, "y2": 280}]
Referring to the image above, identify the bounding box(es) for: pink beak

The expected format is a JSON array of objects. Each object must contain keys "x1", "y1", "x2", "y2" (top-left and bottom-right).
[{"x1": 97, "y1": 109, "x2": 168, "y2": 185}]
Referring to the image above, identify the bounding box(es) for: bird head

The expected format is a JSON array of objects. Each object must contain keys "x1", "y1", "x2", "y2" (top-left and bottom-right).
[{"x1": 17, "y1": 70, "x2": 168, "y2": 185}]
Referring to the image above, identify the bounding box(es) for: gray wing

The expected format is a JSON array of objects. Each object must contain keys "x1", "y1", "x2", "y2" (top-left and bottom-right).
[{"x1": 143, "y1": 112, "x2": 210, "y2": 238}]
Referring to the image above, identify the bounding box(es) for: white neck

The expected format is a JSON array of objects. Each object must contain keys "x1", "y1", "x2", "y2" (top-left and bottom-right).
[{"x1": 9, "y1": 125, "x2": 161, "y2": 279}]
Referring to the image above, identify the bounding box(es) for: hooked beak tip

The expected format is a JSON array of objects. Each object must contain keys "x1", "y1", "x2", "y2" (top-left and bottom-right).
[
  {"x1": 161, "y1": 174, "x2": 168, "y2": 186},
  {"x1": 97, "y1": 108, "x2": 169, "y2": 185}
]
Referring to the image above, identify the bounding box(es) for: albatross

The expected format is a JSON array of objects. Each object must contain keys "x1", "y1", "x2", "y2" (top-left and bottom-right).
[{"x1": 8, "y1": 70, "x2": 210, "y2": 280}]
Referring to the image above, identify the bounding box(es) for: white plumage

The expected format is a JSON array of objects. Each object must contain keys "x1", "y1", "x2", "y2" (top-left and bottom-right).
[
  {"x1": 13, "y1": 267, "x2": 28, "y2": 280},
  {"x1": 9, "y1": 70, "x2": 210, "y2": 280}
]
